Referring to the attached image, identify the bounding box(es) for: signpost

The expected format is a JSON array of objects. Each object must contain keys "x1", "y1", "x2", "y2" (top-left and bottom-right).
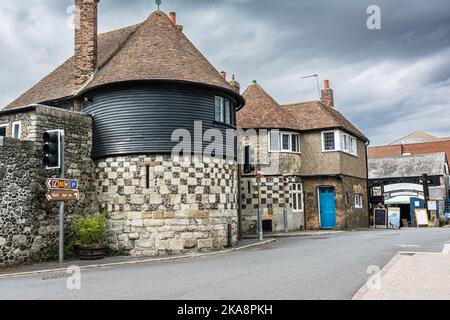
[
  {"x1": 46, "y1": 189, "x2": 79, "y2": 201},
  {"x1": 43, "y1": 129, "x2": 79, "y2": 264}
]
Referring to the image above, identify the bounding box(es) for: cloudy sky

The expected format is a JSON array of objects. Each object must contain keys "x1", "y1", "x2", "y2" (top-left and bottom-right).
[{"x1": 1, "y1": 0, "x2": 449, "y2": 145}]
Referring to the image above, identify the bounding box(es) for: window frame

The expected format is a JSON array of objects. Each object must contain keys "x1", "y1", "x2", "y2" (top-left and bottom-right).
[
  {"x1": 322, "y1": 130, "x2": 358, "y2": 156},
  {"x1": 12, "y1": 121, "x2": 22, "y2": 140},
  {"x1": 322, "y1": 130, "x2": 337, "y2": 152},
  {"x1": 291, "y1": 183, "x2": 304, "y2": 213},
  {"x1": 214, "y1": 96, "x2": 235, "y2": 126},
  {"x1": 0, "y1": 123, "x2": 7, "y2": 137},
  {"x1": 268, "y1": 130, "x2": 300, "y2": 154},
  {"x1": 355, "y1": 194, "x2": 363, "y2": 209}
]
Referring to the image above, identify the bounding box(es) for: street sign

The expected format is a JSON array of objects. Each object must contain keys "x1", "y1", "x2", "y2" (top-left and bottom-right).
[
  {"x1": 46, "y1": 178, "x2": 78, "y2": 190},
  {"x1": 46, "y1": 189, "x2": 79, "y2": 201}
]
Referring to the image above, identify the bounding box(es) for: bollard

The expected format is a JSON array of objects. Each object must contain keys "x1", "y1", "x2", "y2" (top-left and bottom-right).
[{"x1": 283, "y1": 206, "x2": 288, "y2": 233}]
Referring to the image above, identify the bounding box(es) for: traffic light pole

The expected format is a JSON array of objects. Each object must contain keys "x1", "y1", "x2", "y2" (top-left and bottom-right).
[{"x1": 59, "y1": 130, "x2": 65, "y2": 264}]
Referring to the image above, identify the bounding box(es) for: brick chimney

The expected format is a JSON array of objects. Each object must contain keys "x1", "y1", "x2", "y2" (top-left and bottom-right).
[
  {"x1": 321, "y1": 80, "x2": 334, "y2": 108},
  {"x1": 168, "y1": 12, "x2": 184, "y2": 31},
  {"x1": 74, "y1": 0, "x2": 99, "y2": 87}
]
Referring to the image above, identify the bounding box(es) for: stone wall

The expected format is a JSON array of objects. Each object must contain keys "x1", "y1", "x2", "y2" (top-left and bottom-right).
[
  {"x1": 303, "y1": 176, "x2": 368, "y2": 230},
  {"x1": 0, "y1": 137, "x2": 45, "y2": 266},
  {"x1": 0, "y1": 106, "x2": 95, "y2": 267},
  {"x1": 240, "y1": 175, "x2": 304, "y2": 234},
  {"x1": 96, "y1": 155, "x2": 238, "y2": 256}
]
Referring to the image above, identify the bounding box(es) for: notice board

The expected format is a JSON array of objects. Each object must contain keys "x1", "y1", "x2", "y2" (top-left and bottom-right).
[
  {"x1": 387, "y1": 207, "x2": 401, "y2": 229},
  {"x1": 414, "y1": 208, "x2": 429, "y2": 227},
  {"x1": 374, "y1": 209, "x2": 387, "y2": 229}
]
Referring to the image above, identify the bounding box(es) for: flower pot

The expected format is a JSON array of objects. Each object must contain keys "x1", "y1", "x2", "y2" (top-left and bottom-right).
[{"x1": 77, "y1": 244, "x2": 106, "y2": 260}]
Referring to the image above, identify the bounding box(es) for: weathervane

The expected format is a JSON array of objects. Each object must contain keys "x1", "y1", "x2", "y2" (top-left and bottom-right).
[{"x1": 156, "y1": 0, "x2": 162, "y2": 10}]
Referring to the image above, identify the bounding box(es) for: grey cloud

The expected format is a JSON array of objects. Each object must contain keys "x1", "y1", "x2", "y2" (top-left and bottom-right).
[{"x1": 1, "y1": 0, "x2": 449, "y2": 145}]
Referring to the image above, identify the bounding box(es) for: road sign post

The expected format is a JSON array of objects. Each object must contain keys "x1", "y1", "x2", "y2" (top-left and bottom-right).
[{"x1": 59, "y1": 130, "x2": 65, "y2": 265}]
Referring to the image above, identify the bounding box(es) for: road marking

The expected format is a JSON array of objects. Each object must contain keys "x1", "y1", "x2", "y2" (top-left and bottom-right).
[{"x1": 442, "y1": 244, "x2": 450, "y2": 254}]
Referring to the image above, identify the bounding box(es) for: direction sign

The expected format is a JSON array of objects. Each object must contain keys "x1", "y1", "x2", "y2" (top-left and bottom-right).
[
  {"x1": 46, "y1": 178, "x2": 78, "y2": 190},
  {"x1": 46, "y1": 189, "x2": 79, "y2": 201}
]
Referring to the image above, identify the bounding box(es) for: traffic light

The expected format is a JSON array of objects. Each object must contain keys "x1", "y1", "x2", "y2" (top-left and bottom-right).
[{"x1": 43, "y1": 130, "x2": 62, "y2": 169}]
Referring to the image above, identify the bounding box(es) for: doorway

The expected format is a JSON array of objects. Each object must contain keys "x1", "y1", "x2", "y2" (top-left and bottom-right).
[{"x1": 319, "y1": 187, "x2": 336, "y2": 229}]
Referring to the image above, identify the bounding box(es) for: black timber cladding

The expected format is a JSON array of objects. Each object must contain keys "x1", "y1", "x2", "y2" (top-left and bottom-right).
[{"x1": 82, "y1": 82, "x2": 240, "y2": 159}]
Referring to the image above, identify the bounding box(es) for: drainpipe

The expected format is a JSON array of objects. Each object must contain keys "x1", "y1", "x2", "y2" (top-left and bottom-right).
[{"x1": 365, "y1": 140, "x2": 371, "y2": 227}]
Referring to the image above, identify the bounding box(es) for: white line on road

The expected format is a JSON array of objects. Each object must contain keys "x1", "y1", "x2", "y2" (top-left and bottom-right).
[{"x1": 442, "y1": 244, "x2": 450, "y2": 254}]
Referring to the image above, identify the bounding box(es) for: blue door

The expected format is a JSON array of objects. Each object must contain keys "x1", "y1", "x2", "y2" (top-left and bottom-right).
[{"x1": 319, "y1": 187, "x2": 336, "y2": 229}]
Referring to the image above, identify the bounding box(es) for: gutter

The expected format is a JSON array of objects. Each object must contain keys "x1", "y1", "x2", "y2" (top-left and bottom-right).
[{"x1": 365, "y1": 140, "x2": 371, "y2": 226}]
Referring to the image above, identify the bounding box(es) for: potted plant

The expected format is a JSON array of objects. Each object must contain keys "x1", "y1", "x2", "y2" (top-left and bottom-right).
[{"x1": 72, "y1": 213, "x2": 107, "y2": 260}]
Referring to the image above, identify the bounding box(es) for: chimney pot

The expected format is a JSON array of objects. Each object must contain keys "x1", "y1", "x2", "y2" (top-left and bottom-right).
[
  {"x1": 169, "y1": 12, "x2": 177, "y2": 25},
  {"x1": 320, "y1": 79, "x2": 334, "y2": 108}
]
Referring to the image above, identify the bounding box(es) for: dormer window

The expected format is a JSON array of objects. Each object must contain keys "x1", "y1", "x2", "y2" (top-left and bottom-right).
[{"x1": 215, "y1": 96, "x2": 235, "y2": 126}]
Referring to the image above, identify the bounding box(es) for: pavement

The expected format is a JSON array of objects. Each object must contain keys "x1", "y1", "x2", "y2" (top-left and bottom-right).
[
  {"x1": 243, "y1": 230, "x2": 343, "y2": 239},
  {"x1": 353, "y1": 243, "x2": 450, "y2": 300},
  {"x1": 0, "y1": 228, "x2": 448, "y2": 300}
]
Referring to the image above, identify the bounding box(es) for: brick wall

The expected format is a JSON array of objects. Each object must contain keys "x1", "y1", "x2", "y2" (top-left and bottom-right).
[{"x1": 369, "y1": 140, "x2": 450, "y2": 161}]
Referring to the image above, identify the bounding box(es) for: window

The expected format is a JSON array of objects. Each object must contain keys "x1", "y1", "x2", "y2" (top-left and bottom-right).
[
  {"x1": 291, "y1": 134, "x2": 299, "y2": 152},
  {"x1": 292, "y1": 183, "x2": 303, "y2": 212},
  {"x1": 281, "y1": 133, "x2": 290, "y2": 151},
  {"x1": 12, "y1": 121, "x2": 21, "y2": 140},
  {"x1": 355, "y1": 194, "x2": 363, "y2": 208},
  {"x1": 322, "y1": 130, "x2": 357, "y2": 156},
  {"x1": 0, "y1": 125, "x2": 6, "y2": 137},
  {"x1": 214, "y1": 96, "x2": 234, "y2": 126},
  {"x1": 322, "y1": 131, "x2": 335, "y2": 151},
  {"x1": 215, "y1": 96, "x2": 224, "y2": 123},
  {"x1": 269, "y1": 130, "x2": 300, "y2": 153},
  {"x1": 269, "y1": 131, "x2": 280, "y2": 151}
]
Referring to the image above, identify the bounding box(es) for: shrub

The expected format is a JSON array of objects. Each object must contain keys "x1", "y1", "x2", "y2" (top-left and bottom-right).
[{"x1": 72, "y1": 214, "x2": 106, "y2": 246}]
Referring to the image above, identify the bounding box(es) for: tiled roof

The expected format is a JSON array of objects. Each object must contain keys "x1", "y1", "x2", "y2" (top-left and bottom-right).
[
  {"x1": 237, "y1": 82, "x2": 297, "y2": 130},
  {"x1": 368, "y1": 152, "x2": 448, "y2": 179},
  {"x1": 389, "y1": 131, "x2": 440, "y2": 145},
  {"x1": 4, "y1": 11, "x2": 235, "y2": 110},
  {"x1": 237, "y1": 82, "x2": 368, "y2": 140}
]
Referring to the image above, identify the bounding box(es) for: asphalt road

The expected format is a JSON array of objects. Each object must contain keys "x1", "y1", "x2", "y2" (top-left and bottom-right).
[{"x1": 0, "y1": 228, "x2": 449, "y2": 300}]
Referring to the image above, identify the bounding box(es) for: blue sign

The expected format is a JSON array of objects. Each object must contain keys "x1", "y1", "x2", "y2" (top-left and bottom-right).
[{"x1": 71, "y1": 181, "x2": 78, "y2": 189}]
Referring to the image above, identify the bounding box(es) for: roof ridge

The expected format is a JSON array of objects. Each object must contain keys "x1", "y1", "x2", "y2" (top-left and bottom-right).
[{"x1": 281, "y1": 100, "x2": 319, "y2": 107}]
